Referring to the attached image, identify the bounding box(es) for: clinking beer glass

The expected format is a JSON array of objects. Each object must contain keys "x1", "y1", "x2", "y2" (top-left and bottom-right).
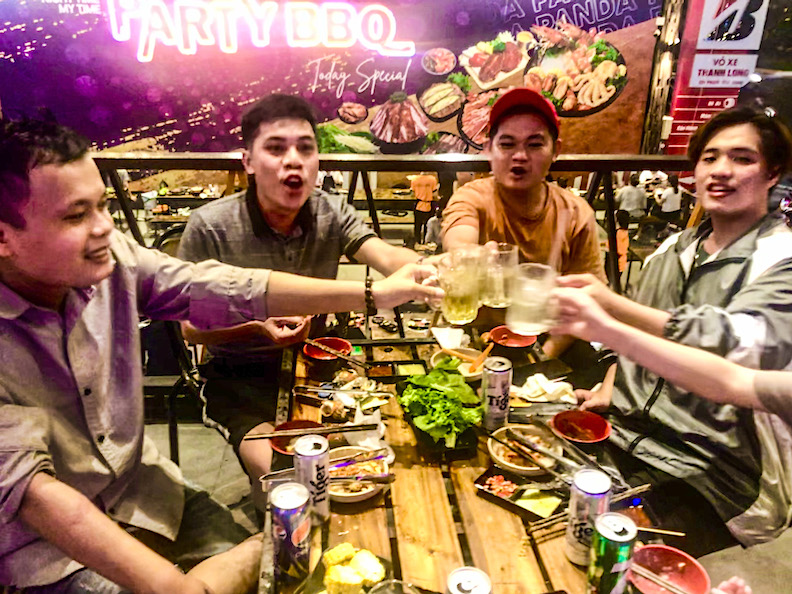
[{"x1": 436, "y1": 252, "x2": 481, "y2": 325}]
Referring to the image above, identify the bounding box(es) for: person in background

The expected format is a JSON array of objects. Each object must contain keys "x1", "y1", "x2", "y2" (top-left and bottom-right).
[
  {"x1": 441, "y1": 87, "x2": 605, "y2": 357},
  {"x1": 0, "y1": 118, "x2": 440, "y2": 593},
  {"x1": 178, "y1": 94, "x2": 429, "y2": 511},
  {"x1": 615, "y1": 209, "x2": 630, "y2": 275},
  {"x1": 556, "y1": 106, "x2": 792, "y2": 553},
  {"x1": 656, "y1": 173, "x2": 683, "y2": 224},
  {"x1": 615, "y1": 173, "x2": 648, "y2": 220},
  {"x1": 410, "y1": 171, "x2": 438, "y2": 245},
  {"x1": 424, "y1": 206, "x2": 444, "y2": 253}
]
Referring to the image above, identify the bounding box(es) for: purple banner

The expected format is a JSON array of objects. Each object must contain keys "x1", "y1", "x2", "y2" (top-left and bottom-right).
[{"x1": 0, "y1": 0, "x2": 661, "y2": 153}]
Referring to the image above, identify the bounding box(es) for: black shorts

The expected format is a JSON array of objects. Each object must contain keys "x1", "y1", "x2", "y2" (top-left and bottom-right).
[{"x1": 199, "y1": 357, "x2": 282, "y2": 451}]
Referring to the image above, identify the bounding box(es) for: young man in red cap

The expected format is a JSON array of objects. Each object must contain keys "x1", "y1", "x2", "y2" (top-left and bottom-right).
[{"x1": 441, "y1": 87, "x2": 605, "y2": 356}]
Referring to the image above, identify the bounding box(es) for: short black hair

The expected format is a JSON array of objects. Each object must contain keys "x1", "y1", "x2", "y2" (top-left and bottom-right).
[
  {"x1": 0, "y1": 118, "x2": 90, "y2": 228},
  {"x1": 616, "y1": 209, "x2": 630, "y2": 228},
  {"x1": 241, "y1": 94, "x2": 318, "y2": 149},
  {"x1": 688, "y1": 106, "x2": 792, "y2": 179},
  {"x1": 629, "y1": 173, "x2": 640, "y2": 186},
  {"x1": 490, "y1": 105, "x2": 559, "y2": 142}
]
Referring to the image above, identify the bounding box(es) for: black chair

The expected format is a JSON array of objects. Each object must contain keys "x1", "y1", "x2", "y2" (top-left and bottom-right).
[{"x1": 142, "y1": 225, "x2": 203, "y2": 464}]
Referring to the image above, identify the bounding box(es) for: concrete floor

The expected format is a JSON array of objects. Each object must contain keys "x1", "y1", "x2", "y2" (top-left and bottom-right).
[{"x1": 145, "y1": 422, "x2": 259, "y2": 534}]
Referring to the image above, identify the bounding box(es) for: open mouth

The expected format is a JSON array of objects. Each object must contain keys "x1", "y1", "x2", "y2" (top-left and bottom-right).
[
  {"x1": 86, "y1": 247, "x2": 110, "y2": 261},
  {"x1": 510, "y1": 166, "x2": 527, "y2": 177},
  {"x1": 282, "y1": 175, "x2": 304, "y2": 190},
  {"x1": 706, "y1": 183, "x2": 733, "y2": 197}
]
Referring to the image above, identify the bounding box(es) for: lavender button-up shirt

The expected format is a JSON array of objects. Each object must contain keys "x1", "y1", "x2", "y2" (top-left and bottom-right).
[{"x1": 0, "y1": 231, "x2": 270, "y2": 587}]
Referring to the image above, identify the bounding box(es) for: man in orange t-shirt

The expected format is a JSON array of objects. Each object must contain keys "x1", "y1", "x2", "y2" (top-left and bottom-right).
[
  {"x1": 410, "y1": 172, "x2": 438, "y2": 244},
  {"x1": 441, "y1": 88, "x2": 605, "y2": 357}
]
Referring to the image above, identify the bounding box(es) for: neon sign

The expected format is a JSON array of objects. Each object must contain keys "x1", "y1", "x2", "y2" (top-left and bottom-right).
[{"x1": 106, "y1": 0, "x2": 416, "y2": 62}]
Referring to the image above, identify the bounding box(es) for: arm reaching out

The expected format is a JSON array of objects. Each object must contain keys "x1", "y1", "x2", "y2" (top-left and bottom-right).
[{"x1": 550, "y1": 287, "x2": 760, "y2": 410}]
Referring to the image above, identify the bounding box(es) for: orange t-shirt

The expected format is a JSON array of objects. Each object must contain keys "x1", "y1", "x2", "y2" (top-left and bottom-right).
[
  {"x1": 616, "y1": 228, "x2": 630, "y2": 272},
  {"x1": 411, "y1": 174, "x2": 438, "y2": 212},
  {"x1": 441, "y1": 177, "x2": 606, "y2": 281}
]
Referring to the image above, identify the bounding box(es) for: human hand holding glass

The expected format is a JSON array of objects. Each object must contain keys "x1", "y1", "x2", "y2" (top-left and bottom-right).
[{"x1": 436, "y1": 253, "x2": 480, "y2": 325}]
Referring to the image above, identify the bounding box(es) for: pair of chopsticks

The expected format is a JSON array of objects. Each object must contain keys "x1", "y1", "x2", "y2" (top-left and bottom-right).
[
  {"x1": 505, "y1": 428, "x2": 582, "y2": 473},
  {"x1": 242, "y1": 422, "x2": 379, "y2": 441},
  {"x1": 631, "y1": 562, "x2": 692, "y2": 594},
  {"x1": 304, "y1": 338, "x2": 372, "y2": 370},
  {"x1": 481, "y1": 427, "x2": 572, "y2": 485}
]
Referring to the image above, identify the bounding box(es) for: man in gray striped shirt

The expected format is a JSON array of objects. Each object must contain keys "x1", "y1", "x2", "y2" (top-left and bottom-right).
[{"x1": 178, "y1": 94, "x2": 425, "y2": 509}]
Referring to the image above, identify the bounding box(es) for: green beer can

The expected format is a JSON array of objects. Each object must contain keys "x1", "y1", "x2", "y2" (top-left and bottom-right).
[{"x1": 586, "y1": 512, "x2": 637, "y2": 594}]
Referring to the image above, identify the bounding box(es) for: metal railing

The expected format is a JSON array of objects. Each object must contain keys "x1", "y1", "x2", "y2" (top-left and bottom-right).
[{"x1": 94, "y1": 152, "x2": 694, "y2": 292}]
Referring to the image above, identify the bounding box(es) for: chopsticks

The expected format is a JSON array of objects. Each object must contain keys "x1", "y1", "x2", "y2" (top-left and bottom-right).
[
  {"x1": 482, "y1": 427, "x2": 572, "y2": 485},
  {"x1": 304, "y1": 338, "x2": 373, "y2": 369},
  {"x1": 441, "y1": 348, "x2": 479, "y2": 363},
  {"x1": 293, "y1": 385, "x2": 391, "y2": 398},
  {"x1": 242, "y1": 423, "x2": 379, "y2": 441},
  {"x1": 528, "y1": 484, "x2": 652, "y2": 532},
  {"x1": 331, "y1": 473, "x2": 395, "y2": 484},
  {"x1": 505, "y1": 428, "x2": 582, "y2": 472},
  {"x1": 469, "y1": 342, "x2": 494, "y2": 372},
  {"x1": 637, "y1": 526, "x2": 686, "y2": 537},
  {"x1": 630, "y1": 562, "x2": 692, "y2": 594}
]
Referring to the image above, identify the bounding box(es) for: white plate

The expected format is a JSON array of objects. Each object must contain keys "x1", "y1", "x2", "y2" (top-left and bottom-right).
[
  {"x1": 487, "y1": 424, "x2": 564, "y2": 476},
  {"x1": 328, "y1": 446, "x2": 388, "y2": 503},
  {"x1": 430, "y1": 348, "x2": 484, "y2": 382}
]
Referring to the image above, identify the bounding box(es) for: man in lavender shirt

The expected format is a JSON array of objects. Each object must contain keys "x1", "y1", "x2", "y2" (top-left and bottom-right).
[{"x1": 0, "y1": 119, "x2": 440, "y2": 593}]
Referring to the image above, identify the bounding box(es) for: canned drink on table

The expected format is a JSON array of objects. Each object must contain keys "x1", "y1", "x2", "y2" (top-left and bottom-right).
[
  {"x1": 270, "y1": 481, "x2": 312, "y2": 584},
  {"x1": 294, "y1": 434, "x2": 330, "y2": 525},
  {"x1": 482, "y1": 356, "x2": 512, "y2": 432},
  {"x1": 564, "y1": 468, "x2": 612, "y2": 565},
  {"x1": 446, "y1": 566, "x2": 492, "y2": 594},
  {"x1": 587, "y1": 512, "x2": 637, "y2": 594}
]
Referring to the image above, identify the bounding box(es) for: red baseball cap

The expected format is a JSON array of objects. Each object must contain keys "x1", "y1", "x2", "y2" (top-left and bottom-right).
[{"x1": 488, "y1": 87, "x2": 560, "y2": 139}]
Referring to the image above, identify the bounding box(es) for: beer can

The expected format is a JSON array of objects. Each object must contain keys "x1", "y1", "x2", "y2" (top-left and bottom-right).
[
  {"x1": 294, "y1": 434, "x2": 330, "y2": 525},
  {"x1": 587, "y1": 512, "x2": 637, "y2": 594},
  {"x1": 271, "y1": 481, "x2": 312, "y2": 585},
  {"x1": 446, "y1": 566, "x2": 492, "y2": 594},
  {"x1": 564, "y1": 468, "x2": 612, "y2": 565},
  {"x1": 482, "y1": 356, "x2": 512, "y2": 432}
]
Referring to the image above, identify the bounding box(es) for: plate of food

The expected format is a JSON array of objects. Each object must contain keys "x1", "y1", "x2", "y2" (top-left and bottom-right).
[
  {"x1": 338, "y1": 102, "x2": 369, "y2": 125},
  {"x1": 369, "y1": 92, "x2": 428, "y2": 154},
  {"x1": 421, "y1": 131, "x2": 469, "y2": 155},
  {"x1": 328, "y1": 446, "x2": 388, "y2": 503},
  {"x1": 429, "y1": 349, "x2": 484, "y2": 382},
  {"x1": 298, "y1": 543, "x2": 390, "y2": 594},
  {"x1": 457, "y1": 88, "x2": 502, "y2": 149},
  {"x1": 474, "y1": 465, "x2": 566, "y2": 521},
  {"x1": 417, "y1": 73, "x2": 470, "y2": 123},
  {"x1": 487, "y1": 423, "x2": 564, "y2": 476},
  {"x1": 523, "y1": 21, "x2": 627, "y2": 116},
  {"x1": 459, "y1": 31, "x2": 533, "y2": 90},
  {"x1": 422, "y1": 47, "x2": 457, "y2": 76}
]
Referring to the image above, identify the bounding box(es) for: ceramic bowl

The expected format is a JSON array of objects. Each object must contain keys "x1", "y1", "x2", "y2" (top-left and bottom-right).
[
  {"x1": 628, "y1": 544, "x2": 711, "y2": 594},
  {"x1": 430, "y1": 348, "x2": 484, "y2": 382},
  {"x1": 303, "y1": 337, "x2": 353, "y2": 381},
  {"x1": 551, "y1": 410, "x2": 611, "y2": 444},
  {"x1": 270, "y1": 420, "x2": 323, "y2": 456}
]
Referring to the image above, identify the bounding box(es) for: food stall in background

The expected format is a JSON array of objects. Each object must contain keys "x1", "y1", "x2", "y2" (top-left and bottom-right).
[{"x1": 0, "y1": 0, "x2": 660, "y2": 157}]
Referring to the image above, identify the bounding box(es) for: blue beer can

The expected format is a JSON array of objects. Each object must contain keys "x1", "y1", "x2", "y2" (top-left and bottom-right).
[{"x1": 271, "y1": 481, "x2": 312, "y2": 584}]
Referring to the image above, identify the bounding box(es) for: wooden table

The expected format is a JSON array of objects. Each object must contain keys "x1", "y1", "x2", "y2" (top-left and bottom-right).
[{"x1": 258, "y1": 340, "x2": 592, "y2": 594}]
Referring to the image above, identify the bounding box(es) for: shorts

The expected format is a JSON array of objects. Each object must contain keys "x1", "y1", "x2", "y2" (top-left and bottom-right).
[
  {"x1": 198, "y1": 357, "x2": 282, "y2": 452},
  {"x1": 8, "y1": 482, "x2": 254, "y2": 593}
]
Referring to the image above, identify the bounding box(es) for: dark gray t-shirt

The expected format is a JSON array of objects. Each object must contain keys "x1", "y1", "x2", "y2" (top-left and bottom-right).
[{"x1": 178, "y1": 187, "x2": 376, "y2": 358}]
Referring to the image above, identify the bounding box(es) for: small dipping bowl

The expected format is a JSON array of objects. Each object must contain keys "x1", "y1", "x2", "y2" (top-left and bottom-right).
[
  {"x1": 303, "y1": 337, "x2": 353, "y2": 381},
  {"x1": 628, "y1": 544, "x2": 711, "y2": 594},
  {"x1": 551, "y1": 410, "x2": 611, "y2": 444},
  {"x1": 489, "y1": 325, "x2": 537, "y2": 359},
  {"x1": 270, "y1": 420, "x2": 324, "y2": 456}
]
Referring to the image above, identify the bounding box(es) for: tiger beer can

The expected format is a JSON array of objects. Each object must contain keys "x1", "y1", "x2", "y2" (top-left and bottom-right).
[
  {"x1": 564, "y1": 468, "x2": 612, "y2": 565},
  {"x1": 294, "y1": 434, "x2": 330, "y2": 525},
  {"x1": 482, "y1": 356, "x2": 512, "y2": 432},
  {"x1": 587, "y1": 512, "x2": 637, "y2": 594},
  {"x1": 271, "y1": 481, "x2": 312, "y2": 585},
  {"x1": 446, "y1": 566, "x2": 492, "y2": 594}
]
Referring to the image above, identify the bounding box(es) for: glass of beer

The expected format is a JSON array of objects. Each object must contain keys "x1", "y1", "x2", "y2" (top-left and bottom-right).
[
  {"x1": 437, "y1": 253, "x2": 480, "y2": 325},
  {"x1": 481, "y1": 243, "x2": 518, "y2": 308},
  {"x1": 506, "y1": 263, "x2": 556, "y2": 335}
]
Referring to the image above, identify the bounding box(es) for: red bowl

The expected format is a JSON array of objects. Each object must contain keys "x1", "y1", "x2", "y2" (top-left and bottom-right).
[
  {"x1": 303, "y1": 337, "x2": 352, "y2": 360},
  {"x1": 628, "y1": 544, "x2": 711, "y2": 594},
  {"x1": 551, "y1": 410, "x2": 611, "y2": 444},
  {"x1": 270, "y1": 420, "x2": 324, "y2": 456},
  {"x1": 489, "y1": 325, "x2": 537, "y2": 348}
]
